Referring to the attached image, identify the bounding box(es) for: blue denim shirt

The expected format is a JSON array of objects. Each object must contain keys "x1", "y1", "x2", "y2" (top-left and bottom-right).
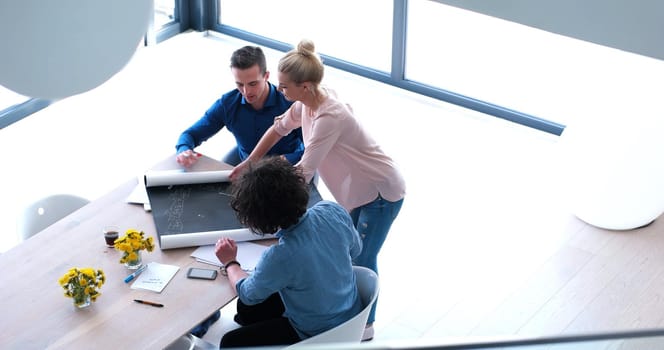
[
  {"x1": 175, "y1": 83, "x2": 304, "y2": 164},
  {"x1": 236, "y1": 201, "x2": 363, "y2": 339}
]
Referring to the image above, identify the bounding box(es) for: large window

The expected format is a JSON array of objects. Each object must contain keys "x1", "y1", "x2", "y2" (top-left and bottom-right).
[
  {"x1": 218, "y1": 0, "x2": 392, "y2": 73},
  {"x1": 406, "y1": 0, "x2": 664, "y2": 128},
  {"x1": 0, "y1": 87, "x2": 27, "y2": 111},
  {"x1": 5, "y1": 1, "x2": 660, "y2": 133},
  {"x1": 215, "y1": 0, "x2": 565, "y2": 134},
  {"x1": 154, "y1": 0, "x2": 176, "y2": 28},
  {"x1": 214, "y1": 0, "x2": 664, "y2": 135},
  {"x1": 0, "y1": 89, "x2": 50, "y2": 129}
]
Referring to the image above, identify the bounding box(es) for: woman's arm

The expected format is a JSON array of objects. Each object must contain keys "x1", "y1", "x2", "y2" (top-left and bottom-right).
[{"x1": 230, "y1": 124, "x2": 284, "y2": 180}]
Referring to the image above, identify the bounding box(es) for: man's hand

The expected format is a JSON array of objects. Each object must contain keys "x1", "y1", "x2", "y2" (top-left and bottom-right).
[
  {"x1": 215, "y1": 237, "x2": 238, "y2": 264},
  {"x1": 176, "y1": 150, "x2": 201, "y2": 168}
]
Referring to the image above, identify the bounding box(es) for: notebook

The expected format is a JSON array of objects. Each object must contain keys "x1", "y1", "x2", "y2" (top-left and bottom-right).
[{"x1": 130, "y1": 262, "x2": 180, "y2": 293}]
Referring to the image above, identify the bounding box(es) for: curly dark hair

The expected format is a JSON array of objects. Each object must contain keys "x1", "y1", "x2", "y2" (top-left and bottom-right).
[{"x1": 230, "y1": 157, "x2": 309, "y2": 234}]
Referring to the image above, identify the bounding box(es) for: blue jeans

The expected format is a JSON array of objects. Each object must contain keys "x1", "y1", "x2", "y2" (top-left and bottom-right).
[
  {"x1": 350, "y1": 195, "x2": 404, "y2": 324},
  {"x1": 190, "y1": 309, "x2": 220, "y2": 338}
]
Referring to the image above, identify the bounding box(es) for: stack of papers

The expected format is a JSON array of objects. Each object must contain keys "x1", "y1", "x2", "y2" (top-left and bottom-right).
[
  {"x1": 130, "y1": 262, "x2": 180, "y2": 293},
  {"x1": 191, "y1": 242, "x2": 269, "y2": 272}
]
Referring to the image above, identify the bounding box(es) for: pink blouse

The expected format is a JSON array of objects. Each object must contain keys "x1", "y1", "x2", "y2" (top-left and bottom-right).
[{"x1": 273, "y1": 88, "x2": 406, "y2": 211}]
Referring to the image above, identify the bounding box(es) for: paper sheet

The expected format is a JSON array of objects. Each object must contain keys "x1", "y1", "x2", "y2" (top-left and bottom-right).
[
  {"x1": 126, "y1": 175, "x2": 151, "y2": 211},
  {"x1": 191, "y1": 242, "x2": 269, "y2": 271},
  {"x1": 130, "y1": 262, "x2": 180, "y2": 293}
]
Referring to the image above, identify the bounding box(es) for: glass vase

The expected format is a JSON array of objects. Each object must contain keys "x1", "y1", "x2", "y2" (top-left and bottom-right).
[
  {"x1": 75, "y1": 294, "x2": 91, "y2": 309},
  {"x1": 124, "y1": 250, "x2": 143, "y2": 269}
]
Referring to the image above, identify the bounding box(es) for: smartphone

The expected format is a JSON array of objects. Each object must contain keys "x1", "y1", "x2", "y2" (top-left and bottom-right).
[{"x1": 186, "y1": 267, "x2": 217, "y2": 280}]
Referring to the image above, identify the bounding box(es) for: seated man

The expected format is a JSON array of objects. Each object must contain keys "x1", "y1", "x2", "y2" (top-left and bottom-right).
[
  {"x1": 214, "y1": 157, "x2": 362, "y2": 347},
  {"x1": 175, "y1": 45, "x2": 304, "y2": 168},
  {"x1": 180, "y1": 45, "x2": 304, "y2": 337}
]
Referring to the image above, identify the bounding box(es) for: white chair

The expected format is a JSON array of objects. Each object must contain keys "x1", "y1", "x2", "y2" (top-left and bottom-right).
[
  {"x1": 164, "y1": 334, "x2": 195, "y2": 350},
  {"x1": 171, "y1": 266, "x2": 378, "y2": 350},
  {"x1": 17, "y1": 194, "x2": 90, "y2": 241},
  {"x1": 288, "y1": 266, "x2": 380, "y2": 348},
  {"x1": 164, "y1": 334, "x2": 222, "y2": 350}
]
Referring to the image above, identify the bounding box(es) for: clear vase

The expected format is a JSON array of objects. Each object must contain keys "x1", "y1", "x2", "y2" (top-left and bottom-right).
[
  {"x1": 124, "y1": 250, "x2": 143, "y2": 269},
  {"x1": 75, "y1": 294, "x2": 91, "y2": 309}
]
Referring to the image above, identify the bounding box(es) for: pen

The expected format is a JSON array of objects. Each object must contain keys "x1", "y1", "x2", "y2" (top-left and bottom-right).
[
  {"x1": 133, "y1": 299, "x2": 164, "y2": 308},
  {"x1": 124, "y1": 264, "x2": 148, "y2": 283}
]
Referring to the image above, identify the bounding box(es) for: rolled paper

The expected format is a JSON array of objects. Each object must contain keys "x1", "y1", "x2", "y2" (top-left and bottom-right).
[
  {"x1": 144, "y1": 170, "x2": 232, "y2": 187},
  {"x1": 158, "y1": 228, "x2": 275, "y2": 250}
]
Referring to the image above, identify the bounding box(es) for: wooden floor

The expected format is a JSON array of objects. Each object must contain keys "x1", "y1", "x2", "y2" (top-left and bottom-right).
[{"x1": 3, "y1": 31, "x2": 664, "y2": 348}]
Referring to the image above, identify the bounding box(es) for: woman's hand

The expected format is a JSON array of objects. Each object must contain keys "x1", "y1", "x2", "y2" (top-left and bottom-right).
[{"x1": 229, "y1": 159, "x2": 250, "y2": 181}]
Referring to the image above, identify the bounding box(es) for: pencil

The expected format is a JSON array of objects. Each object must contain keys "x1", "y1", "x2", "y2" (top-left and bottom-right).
[{"x1": 133, "y1": 299, "x2": 164, "y2": 308}]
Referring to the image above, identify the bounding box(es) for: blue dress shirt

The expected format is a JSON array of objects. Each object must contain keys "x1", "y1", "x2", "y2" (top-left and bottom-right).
[{"x1": 176, "y1": 83, "x2": 304, "y2": 164}]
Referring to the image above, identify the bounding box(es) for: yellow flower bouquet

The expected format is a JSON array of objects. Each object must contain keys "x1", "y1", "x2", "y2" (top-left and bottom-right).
[
  {"x1": 114, "y1": 229, "x2": 155, "y2": 268},
  {"x1": 58, "y1": 267, "x2": 105, "y2": 307}
]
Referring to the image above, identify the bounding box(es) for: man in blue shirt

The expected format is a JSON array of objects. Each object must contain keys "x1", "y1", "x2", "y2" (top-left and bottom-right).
[
  {"x1": 182, "y1": 46, "x2": 303, "y2": 338},
  {"x1": 175, "y1": 46, "x2": 304, "y2": 167},
  {"x1": 215, "y1": 157, "x2": 362, "y2": 347}
]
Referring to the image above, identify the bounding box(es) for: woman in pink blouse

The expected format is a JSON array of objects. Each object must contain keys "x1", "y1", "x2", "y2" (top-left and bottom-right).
[{"x1": 230, "y1": 39, "x2": 405, "y2": 341}]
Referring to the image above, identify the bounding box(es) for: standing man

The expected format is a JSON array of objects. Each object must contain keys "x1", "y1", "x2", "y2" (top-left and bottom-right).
[{"x1": 175, "y1": 46, "x2": 304, "y2": 168}]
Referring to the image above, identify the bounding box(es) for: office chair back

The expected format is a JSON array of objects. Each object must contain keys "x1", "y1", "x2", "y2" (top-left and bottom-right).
[
  {"x1": 18, "y1": 194, "x2": 90, "y2": 241},
  {"x1": 288, "y1": 266, "x2": 380, "y2": 347},
  {"x1": 164, "y1": 334, "x2": 196, "y2": 350}
]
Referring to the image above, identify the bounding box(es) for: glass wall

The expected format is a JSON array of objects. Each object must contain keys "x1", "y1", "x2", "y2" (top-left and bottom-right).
[
  {"x1": 154, "y1": 0, "x2": 176, "y2": 28},
  {"x1": 5, "y1": 1, "x2": 660, "y2": 132},
  {"x1": 219, "y1": 0, "x2": 392, "y2": 73},
  {"x1": 214, "y1": 0, "x2": 664, "y2": 135},
  {"x1": 0, "y1": 78, "x2": 45, "y2": 129},
  {"x1": 0, "y1": 87, "x2": 27, "y2": 110},
  {"x1": 406, "y1": 0, "x2": 664, "y2": 128},
  {"x1": 215, "y1": 0, "x2": 565, "y2": 134}
]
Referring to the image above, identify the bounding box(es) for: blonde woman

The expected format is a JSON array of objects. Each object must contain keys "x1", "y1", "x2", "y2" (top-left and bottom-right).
[{"x1": 230, "y1": 39, "x2": 405, "y2": 341}]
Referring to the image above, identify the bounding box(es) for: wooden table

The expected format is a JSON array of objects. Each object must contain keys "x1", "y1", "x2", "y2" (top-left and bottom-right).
[{"x1": 0, "y1": 155, "x2": 239, "y2": 349}]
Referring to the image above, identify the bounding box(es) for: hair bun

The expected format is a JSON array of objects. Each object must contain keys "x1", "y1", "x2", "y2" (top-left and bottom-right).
[{"x1": 297, "y1": 39, "x2": 316, "y2": 56}]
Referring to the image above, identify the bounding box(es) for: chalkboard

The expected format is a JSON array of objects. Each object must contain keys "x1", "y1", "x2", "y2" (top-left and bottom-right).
[{"x1": 146, "y1": 180, "x2": 323, "y2": 249}]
